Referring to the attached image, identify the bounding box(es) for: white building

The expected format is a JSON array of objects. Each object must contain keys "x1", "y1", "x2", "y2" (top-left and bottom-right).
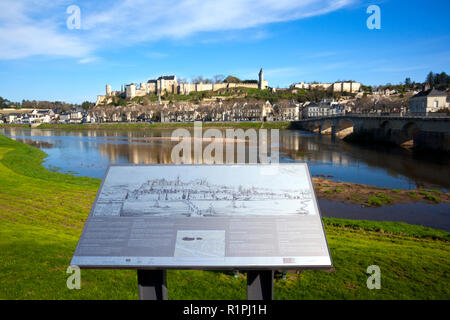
[
  {"x1": 409, "y1": 88, "x2": 447, "y2": 114},
  {"x1": 302, "y1": 102, "x2": 320, "y2": 118}
]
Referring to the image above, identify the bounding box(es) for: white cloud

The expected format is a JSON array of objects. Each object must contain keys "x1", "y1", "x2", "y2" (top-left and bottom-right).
[
  {"x1": 0, "y1": 0, "x2": 356, "y2": 60},
  {"x1": 0, "y1": 0, "x2": 92, "y2": 59},
  {"x1": 83, "y1": 0, "x2": 355, "y2": 41},
  {"x1": 78, "y1": 56, "x2": 99, "y2": 64},
  {"x1": 0, "y1": 25, "x2": 91, "y2": 59}
]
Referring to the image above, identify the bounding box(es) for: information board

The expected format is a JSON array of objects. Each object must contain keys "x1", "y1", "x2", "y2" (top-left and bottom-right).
[{"x1": 71, "y1": 164, "x2": 332, "y2": 269}]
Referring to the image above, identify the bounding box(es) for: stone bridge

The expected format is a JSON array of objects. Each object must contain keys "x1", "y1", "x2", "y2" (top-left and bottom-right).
[{"x1": 290, "y1": 115, "x2": 450, "y2": 152}]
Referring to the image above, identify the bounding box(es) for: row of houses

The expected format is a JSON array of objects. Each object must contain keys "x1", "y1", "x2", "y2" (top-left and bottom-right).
[
  {"x1": 301, "y1": 99, "x2": 352, "y2": 118},
  {"x1": 97, "y1": 100, "x2": 303, "y2": 123},
  {"x1": 3, "y1": 88, "x2": 446, "y2": 125},
  {"x1": 97, "y1": 99, "x2": 352, "y2": 122},
  {"x1": 1, "y1": 100, "x2": 311, "y2": 124},
  {"x1": 1, "y1": 108, "x2": 88, "y2": 124},
  {"x1": 157, "y1": 99, "x2": 352, "y2": 122}
]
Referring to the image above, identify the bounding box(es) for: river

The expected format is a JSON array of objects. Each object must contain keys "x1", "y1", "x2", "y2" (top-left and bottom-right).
[{"x1": 2, "y1": 127, "x2": 449, "y2": 230}]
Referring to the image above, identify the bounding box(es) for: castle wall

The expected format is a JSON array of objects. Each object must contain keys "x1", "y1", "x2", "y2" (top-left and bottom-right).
[
  {"x1": 125, "y1": 84, "x2": 136, "y2": 99},
  {"x1": 147, "y1": 82, "x2": 156, "y2": 94},
  {"x1": 134, "y1": 89, "x2": 147, "y2": 97},
  {"x1": 227, "y1": 83, "x2": 259, "y2": 89},
  {"x1": 196, "y1": 83, "x2": 213, "y2": 91},
  {"x1": 167, "y1": 81, "x2": 177, "y2": 93},
  {"x1": 342, "y1": 82, "x2": 352, "y2": 92},
  {"x1": 332, "y1": 83, "x2": 342, "y2": 92},
  {"x1": 101, "y1": 70, "x2": 268, "y2": 104},
  {"x1": 96, "y1": 95, "x2": 106, "y2": 105},
  {"x1": 292, "y1": 82, "x2": 309, "y2": 89},
  {"x1": 351, "y1": 82, "x2": 361, "y2": 92},
  {"x1": 261, "y1": 80, "x2": 268, "y2": 89},
  {"x1": 212, "y1": 83, "x2": 228, "y2": 91},
  {"x1": 310, "y1": 83, "x2": 332, "y2": 90},
  {"x1": 332, "y1": 82, "x2": 361, "y2": 93}
]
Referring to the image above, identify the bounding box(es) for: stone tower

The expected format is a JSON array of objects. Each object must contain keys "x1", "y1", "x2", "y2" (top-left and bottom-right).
[
  {"x1": 106, "y1": 84, "x2": 111, "y2": 96},
  {"x1": 258, "y1": 68, "x2": 264, "y2": 89},
  {"x1": 125, "y1": 83, "x2": 136, "y2": 99}
]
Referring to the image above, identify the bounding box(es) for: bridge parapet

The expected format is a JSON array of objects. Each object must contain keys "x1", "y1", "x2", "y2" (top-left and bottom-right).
[{"x1": 290, "y1": 114, "x2": 450, "y2": 152}]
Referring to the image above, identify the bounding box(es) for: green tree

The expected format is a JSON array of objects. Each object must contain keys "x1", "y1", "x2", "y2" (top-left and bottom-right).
[
  {"x1": 80, "y1": 101, "x2": 95, "y2": 110},
  {"x1": 112, "y1": 97, "x2": 127, "y2": 107},
  {"x1": 223, "y1": 75, "x2": 241, "y2": 83},
  {"x1": 0, "y1": 96, "x2": 11, "y2": 109},
  {"x1": 426, "y1": 71, "x2": 435, "y2": 86}
]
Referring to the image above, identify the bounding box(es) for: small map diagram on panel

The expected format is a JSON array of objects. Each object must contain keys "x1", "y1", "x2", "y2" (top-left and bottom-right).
[{"x1": 174, "y1": 230, "x2": 226, "y2": 258}]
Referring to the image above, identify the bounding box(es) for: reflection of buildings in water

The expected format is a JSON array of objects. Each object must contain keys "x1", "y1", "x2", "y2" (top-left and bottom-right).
[
  {"x1": 97, "y1": 132, "x2": 354, "y2": 166},
  {"x1": 280, "y1": 135, "x2": 300, "y2": 152},
  {"x1": 95, "y1": 130, "x2": 450, "y2": 189},
  {"x1": 97, "y1": 140, "x2": 255, "y2": 164},
  {"x1": 279, "y1": 132, "x2": 450, "y2": 189},
  {"x1": 5, "y1": 128, "x2": 450, "y2": 189},
  {"x1": 98, "y1": 142, "x2": 175, "y2": 164},
  {"x1": 93, "y1": 130, "x2": 178, "y2": 164},
  {"x1": 98, "y1": 129, "x2": 277, "y2": 165},
  {"x1": 279, "y1": 134, "x2": 351, "y2": 165},
  {"x1": 13, "y1": 138, "x2": 54, "y2": 149}
]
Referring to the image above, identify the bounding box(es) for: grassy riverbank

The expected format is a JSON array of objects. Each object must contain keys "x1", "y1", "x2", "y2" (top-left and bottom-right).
[
  {"x1": 313, "y1": 177, "x2": 450, "y2": 206},
  {"x1": 1, "y1": 122, "x2": 292, "y2": 130},
  {"x1": 0, "y1": 135, "x2": 449, "y2": 299}
]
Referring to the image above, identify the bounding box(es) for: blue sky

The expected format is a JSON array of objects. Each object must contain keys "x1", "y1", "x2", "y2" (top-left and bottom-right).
[{"x1": 0, "y1": 0, "x2": 449, "y2": 104}]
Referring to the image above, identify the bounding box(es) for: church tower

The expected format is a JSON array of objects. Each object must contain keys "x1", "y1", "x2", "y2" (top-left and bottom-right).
[{"x1": 258, "y1": 68, "x2": 264, "y2": 89}]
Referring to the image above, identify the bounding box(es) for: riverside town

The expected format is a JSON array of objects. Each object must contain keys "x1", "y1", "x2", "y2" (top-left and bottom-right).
[{"x1": 0, "y1": 0, "x2": 449, "y2": 313}]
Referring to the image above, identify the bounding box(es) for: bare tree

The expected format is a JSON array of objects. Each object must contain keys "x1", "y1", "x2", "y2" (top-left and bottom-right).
[
  {"x1": 355, "y1": 95, "x2": 375, "y2": 112},
  {"x1": 376, "y1": 97, "x2": 397, "y2": 112},
  {"x1": 191, "y1": 76, "x2": 204, "y2": 84},
  {"x1": 213, "y1": 74, "x2": 225, "y2": 84}
]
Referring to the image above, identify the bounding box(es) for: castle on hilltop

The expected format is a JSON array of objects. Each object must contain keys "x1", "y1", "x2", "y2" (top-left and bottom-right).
[
  {"x1": 291, "y1": 81, "x2": 361, "y2": 93},
  {"x1": 97, "y1": 69, "x2": 269, "y2": 105}
]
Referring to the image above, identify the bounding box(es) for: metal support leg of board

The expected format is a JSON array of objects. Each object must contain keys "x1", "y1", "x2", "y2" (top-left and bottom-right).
[
  {"x1": 247, "y1": 270, "x2": 274, "y2": 300},
  {"x1": 137, "y1": 270, "x2": 168, "y2": 300}
]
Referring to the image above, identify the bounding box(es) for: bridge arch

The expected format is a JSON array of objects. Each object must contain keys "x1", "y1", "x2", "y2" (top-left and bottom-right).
[
  {"x1": 292, "y1": 116, "x2": 450, "y2": 152},
  {"x1": 335, "y1": 118, "x2": 355, "y2": 137},
  {"x1": 380, "y1": 120, "x2": 390, "y2": 130},
  {"x1": 401, "y1": 121, "x2": 421, "y2": 142},
  {"x1": 311, "y1": 121, "x2": 322, "y2": 133},
  {"x1": 380, "y1": 120, "x2": 392, "y2": 138},
  {"x1": 320, "y1": 120, "x2": 334, "y2": 134}
]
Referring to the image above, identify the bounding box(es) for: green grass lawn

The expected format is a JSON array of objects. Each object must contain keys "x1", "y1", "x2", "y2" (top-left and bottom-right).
[{"x1": 0, "y1": 134, "x2": 449, "y2": 299}]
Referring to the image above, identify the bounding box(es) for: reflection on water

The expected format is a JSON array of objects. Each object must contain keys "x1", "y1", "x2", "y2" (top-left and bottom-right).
[
  {"x1": 2, "y1": 127, "x2": 450, "y2": 191},
  {"x1": 319, "y1": 199, "x2": 450, "y2": 231},
  {"x1": 280, "y1": 131, "x2": 450, "y2": 191}
]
